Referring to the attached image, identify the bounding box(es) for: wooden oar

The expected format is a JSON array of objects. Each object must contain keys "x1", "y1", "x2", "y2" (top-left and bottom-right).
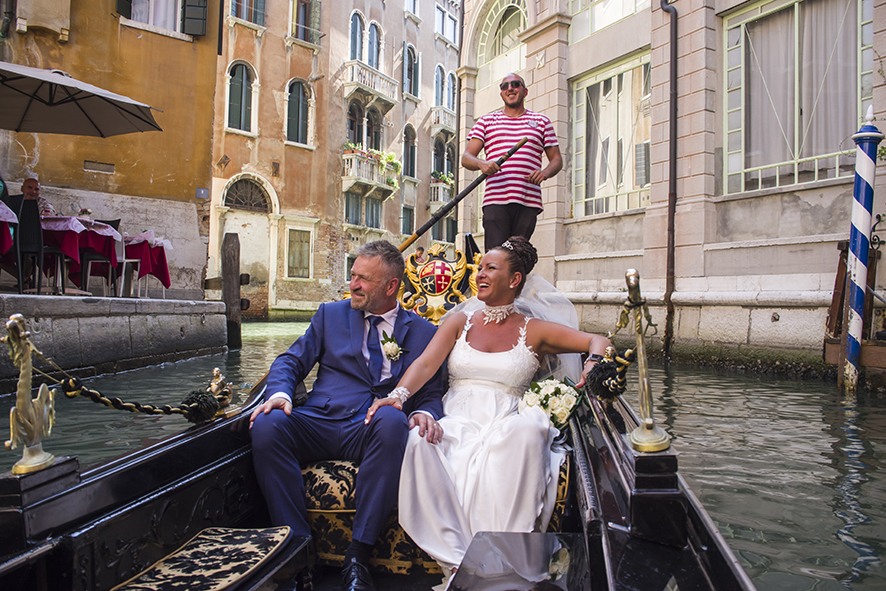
[{"x1": 398, "y1": 137, "x2": 528, "y2": 252}]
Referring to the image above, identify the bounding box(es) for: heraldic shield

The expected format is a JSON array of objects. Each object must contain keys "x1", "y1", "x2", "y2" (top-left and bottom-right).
[{"x1": 399, "y1": 244, "x2": 480, "y2": 325}]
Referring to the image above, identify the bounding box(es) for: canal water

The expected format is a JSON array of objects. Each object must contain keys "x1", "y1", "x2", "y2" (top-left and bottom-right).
[{"x1": 1, "y1": 322, "x2": 884, "y2": 590}]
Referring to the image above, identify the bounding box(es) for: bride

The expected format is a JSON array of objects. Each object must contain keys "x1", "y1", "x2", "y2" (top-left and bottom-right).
[{"x1": 365, "y1": 236, "x2": 611, "y2": 579}]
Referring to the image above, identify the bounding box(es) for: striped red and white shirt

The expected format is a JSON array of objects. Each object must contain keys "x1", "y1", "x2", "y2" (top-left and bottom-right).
[{"x1": 467, "y1": 109, "x2": 558, "y2": 210}]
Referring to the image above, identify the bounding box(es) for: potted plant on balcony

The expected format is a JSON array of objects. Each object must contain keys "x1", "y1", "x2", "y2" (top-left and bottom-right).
[
  {"x1": 431, "y1": 171, "x2": 454, "y2": 186},
  {"x1": 384, "y1": 151, "x2": 403, "y2": 175},
  {"x1": 343, "y1": 141, "x2": 362, "y2": 154}
]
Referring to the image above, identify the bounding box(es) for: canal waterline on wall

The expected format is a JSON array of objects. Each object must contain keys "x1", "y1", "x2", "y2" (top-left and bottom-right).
[{"x1": 1, "y1": 322, "x2": 884, "y2": 590}]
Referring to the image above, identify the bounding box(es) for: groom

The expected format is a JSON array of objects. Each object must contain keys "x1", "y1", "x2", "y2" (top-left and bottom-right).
[{"x1": 250, "y1": 240, "x2": 445, "y2": 591}]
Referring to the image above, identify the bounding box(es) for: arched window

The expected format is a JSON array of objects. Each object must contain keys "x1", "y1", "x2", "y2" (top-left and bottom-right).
[
  {"x1": 228, "y1": 63, "x2": 253, "y2": 132},
  {"x1": 403, "y1": 126, "x2": 417, "y2": 178},
  {"x1": 350, "y1": 13, "x2": 363, "y2": 61},
  {"x1": 287, "y1": 80, "x2": 310, "y2": 144},
  {"x1": 447, "y1": 73, "x2": 457, "y2": 110},
  {"x1": 435, "y1": 65, "x2": 444, "y2": 106},
  {"x1": 367, "y1": 109, "x2": 382, "y2": 150},
  {"x1": 404, "y1": 46, "x2": 419, "y2": 96},
  {"x1": 433, "y1": 138, "x2": 445, "y2": 173},
  {"x1": 490, "y1": 6, "x2": 523, "y2": 60},
  {"x1": 225, "y1": 178, "x2": 270, "y2": 213},
  {"x1": 347, "y1": 102, "x2": 364, "y2": 146},
  {"x1": 446, "y1": 145, "x2": 455, "y2": 176},
  {"x1": 368, "y1": 23, "x2": 380, "y2": 69}
]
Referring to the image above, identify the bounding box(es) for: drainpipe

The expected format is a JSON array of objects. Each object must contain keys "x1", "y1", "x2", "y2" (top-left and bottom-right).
[
  {"x1": 661, "y1": 0, "x2": 678, "y2": 360},
  {"x1": 1, "y1": 0, "x2": 15, "y2": 39}
]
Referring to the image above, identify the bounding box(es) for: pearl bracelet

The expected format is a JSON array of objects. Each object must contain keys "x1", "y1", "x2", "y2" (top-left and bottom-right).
[{"x1": 387, "y1": 386, "x2": 410, "y2": 405}]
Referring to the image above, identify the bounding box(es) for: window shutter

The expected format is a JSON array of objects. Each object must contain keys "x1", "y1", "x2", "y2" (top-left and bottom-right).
[
  {"x1": 181, "y1": 0, "x2": 207, "y2": 36},
  {"x1": 254, "y1": 0, "x2": 265, "y2": 26},
  {"x1": 229, "y1": 68, "x2": 243, "y2": 129},
  {"x1": 243, "y1": 72, "x2": 253, "y2": 132},
  {"x1": 417, "y1": 52, "x2": 422, "y2": 98},
  {"x1": 635, "y1": 142, "x2": 650, "y2": 187},
  {"x1": 402, "y1": 41, "x2": 408, "y2": 94},
  {"x1": 309, "y1": 0, "x2": 321, "y2": 45},
  {"x1": 116, "y1": 0, "x2": 132, "y2": 19}
]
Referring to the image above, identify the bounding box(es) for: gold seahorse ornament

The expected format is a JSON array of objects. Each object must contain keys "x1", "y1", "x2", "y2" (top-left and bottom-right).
[{"x1": 3, "y1": 314, "x2": 56, "y2": 474}]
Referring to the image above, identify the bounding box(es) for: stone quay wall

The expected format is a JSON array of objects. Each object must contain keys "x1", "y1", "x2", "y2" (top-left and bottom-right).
[{"x1": 0, "y1": 296, "x2": 226, "y2": 390}]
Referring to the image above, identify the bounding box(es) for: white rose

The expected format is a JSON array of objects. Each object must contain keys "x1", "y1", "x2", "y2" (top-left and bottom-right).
[
  {"x1": 554, "y1": 407, "x2": 570, "y2": 425},
  {"x1": 540, "y1": 384, "x2": 557, "y2": 398},
  {"x1": 523, "y1": 392, "x2": 540, "y2": 407},
  {"x1": 560, "y1": 393, "x2": 577, "y2": 410},
  {"x1": 548, "y1": 396, "x2": 562, "y2": 410},
  {"x1": 382, "y1": 342, "x2": 401, "y2": 360}
]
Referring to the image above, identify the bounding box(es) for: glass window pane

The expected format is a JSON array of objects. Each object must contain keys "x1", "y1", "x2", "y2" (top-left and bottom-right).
[
  {"x1": 728, "y1": 88, "x2": 741, "y2": 110},
  {"x1": 287, "y1": 230, "x2": 310, "y2": 278},
  {"x1": 728, "y1": 131, "x2": 741, "y2": 152},
  {"x1": 728, "y1": 47, "x2": 741, "y2": 68}
]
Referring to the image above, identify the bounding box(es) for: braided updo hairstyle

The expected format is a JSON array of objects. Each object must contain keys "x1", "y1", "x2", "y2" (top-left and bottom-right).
[{"x1": 492, "y1": 236, "x2": 538, "y2": 296}]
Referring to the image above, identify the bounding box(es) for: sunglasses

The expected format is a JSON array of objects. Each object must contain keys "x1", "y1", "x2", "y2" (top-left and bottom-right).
[{"x1": 499, "y1": 80, "x2": 524, "y2": 91}]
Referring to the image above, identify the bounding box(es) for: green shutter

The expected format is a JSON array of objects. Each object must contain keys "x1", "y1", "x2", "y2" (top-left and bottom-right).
[
  {"x1": 116, "y1": 0, "x2": 132, "y2": 19},
  {"x1": 309, "y1": 1, "x2": 321, "y2": 45},
  {"x1": 254, "y1": 0, "x2": 265, "y2": 26},
  {"x1": 229, "y1": 67, "x2": 243, "y2": 129},
  {"x1": 181, "y1": 0, "x2": 207, "y2": 36}
]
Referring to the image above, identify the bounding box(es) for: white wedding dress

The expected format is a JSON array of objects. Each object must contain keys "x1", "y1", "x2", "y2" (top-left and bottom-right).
[{"x1": 398, "y1": 311, "x2": 565, "y2": 572}]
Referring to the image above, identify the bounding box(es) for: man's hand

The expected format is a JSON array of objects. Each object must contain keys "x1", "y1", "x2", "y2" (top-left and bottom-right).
[
  {"x1": 478, "y1": 159, "x2": 501, "y2": 176},
  {"x1": 525, "y1": 169, "x2": 547, "y2": 185},
  {"x1": 249, "y1": 397, "x2": 292, "y2": 429},
  {"x1": 409, "y1": 413, "x2": 443, "y2": 444}
]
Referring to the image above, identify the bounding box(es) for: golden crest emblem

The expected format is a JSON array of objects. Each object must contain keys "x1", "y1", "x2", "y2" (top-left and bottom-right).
[{"x1": 399, "y1": 244, "x2": 479, "y2": 325}]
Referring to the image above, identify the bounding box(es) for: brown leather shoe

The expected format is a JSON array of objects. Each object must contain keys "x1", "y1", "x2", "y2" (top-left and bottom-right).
[{"x1": 341, "y1": 558, "x2": 376, "y2": 591}]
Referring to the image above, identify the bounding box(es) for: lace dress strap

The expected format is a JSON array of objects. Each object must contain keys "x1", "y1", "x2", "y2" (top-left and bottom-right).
[
  {"x1": 518, "y1": 316, "x2": 532, "y2": 347},
  {"x1": 460, "y1": 311, "x2": 475, "y2": 340}
]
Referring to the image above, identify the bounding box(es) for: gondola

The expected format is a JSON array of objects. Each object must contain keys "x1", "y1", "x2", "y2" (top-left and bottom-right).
[
  {"x1": 0, "y1": 145, "x2": 756, "y2": 590},
  {"x1": 0, "y1": 266, "x2": 756, "y2": 591}
]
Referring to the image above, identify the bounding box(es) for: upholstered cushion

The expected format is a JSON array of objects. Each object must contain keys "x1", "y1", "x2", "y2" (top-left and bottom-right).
[
  {"x1": 301, "y1": 455, "x2": 572, "y2": 575},
  {"x1": 111, "y1": 526, "x2": 290, "y2": 591}
]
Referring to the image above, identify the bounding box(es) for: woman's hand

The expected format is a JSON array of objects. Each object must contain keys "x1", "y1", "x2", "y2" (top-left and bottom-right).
[
  {"x1": 575, "y1": 359, "x2": 596, "y2": 388},
  {"x1": 364, "y1": 396, "x2": 402, "y2": 424}
]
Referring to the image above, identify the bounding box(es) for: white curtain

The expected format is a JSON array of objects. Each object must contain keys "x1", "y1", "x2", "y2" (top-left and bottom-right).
[
  {"x1": 799, "y1": 0, "x2": 857, "y2": 159},
  {"x1": 745, "y1": 6, "x2": 795, "y2": 169}
]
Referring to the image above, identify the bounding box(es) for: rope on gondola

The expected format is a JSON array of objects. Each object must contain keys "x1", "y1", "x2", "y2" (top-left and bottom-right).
[{"x1": 58, "y1": 377, "x2": 223, "y2": 424}]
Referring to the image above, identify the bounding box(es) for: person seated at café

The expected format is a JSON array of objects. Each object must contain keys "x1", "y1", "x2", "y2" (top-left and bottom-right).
[{"x1": 20, "y1": 178, "x2": 55, "y2": 216}]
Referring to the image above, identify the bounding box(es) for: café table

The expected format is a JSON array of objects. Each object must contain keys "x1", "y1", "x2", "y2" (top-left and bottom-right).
[
  {"x1": 40, "y1": 216, "x2": 122, "y2": 287},
  {"x1": 121, "y1": 229, "x2": 172, "y2": 296},
  {"x1": 0, "y1": 200, "x2": 17, "y2": 255}
]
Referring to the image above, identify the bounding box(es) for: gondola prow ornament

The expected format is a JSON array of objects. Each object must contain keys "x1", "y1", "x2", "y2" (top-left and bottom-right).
[{"x1": 3, "y1": 314, "x2": 56, "y2": 474}]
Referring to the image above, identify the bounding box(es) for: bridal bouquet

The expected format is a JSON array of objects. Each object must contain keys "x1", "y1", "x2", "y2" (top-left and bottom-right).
[{"x1": 520, "y1": 378, "x2": 581, "y2": 431}]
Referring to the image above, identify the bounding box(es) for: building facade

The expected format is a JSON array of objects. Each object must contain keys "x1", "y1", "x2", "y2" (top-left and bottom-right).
[
  {"x1": 0, "y1": 0, "x2": 218, "y2": 299},
  {"x1": 457, "y1": 0, "x2": 884, "y2": 363},
  {"x1": 206, "y1": 0, "x2": 463, "y2": 318}
]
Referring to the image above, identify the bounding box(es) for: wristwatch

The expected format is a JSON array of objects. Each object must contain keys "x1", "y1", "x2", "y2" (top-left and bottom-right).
[{"x1": 586, "y1": 353, "x2": 604, "y2": 363}]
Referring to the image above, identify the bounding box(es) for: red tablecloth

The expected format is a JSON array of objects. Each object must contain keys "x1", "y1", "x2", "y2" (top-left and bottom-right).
[
  {"x1": 124, "y1": 240, "x2": 170, "y2": 289},
  {"x1": 40, "y1": 217, "x2": 120, "y2": 287},
  {"x1": 0, "y1": 221, "x2": 12, "y2": 255}
]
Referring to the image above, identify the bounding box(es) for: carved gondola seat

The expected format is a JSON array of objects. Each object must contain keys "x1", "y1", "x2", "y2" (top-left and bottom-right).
[{"x1": 300, "y1": 456, "x2": 572, "y2": 575}]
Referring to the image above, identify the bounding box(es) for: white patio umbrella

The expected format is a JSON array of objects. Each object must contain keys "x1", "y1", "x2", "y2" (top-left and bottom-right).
[{"x1": 0, "y1": 61, "x2": 163, "y2": 138}]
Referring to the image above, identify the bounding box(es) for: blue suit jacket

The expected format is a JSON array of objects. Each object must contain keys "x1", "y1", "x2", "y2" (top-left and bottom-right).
[{"x1": 266, "y1": 300, "x2": 444, "y2": 421}]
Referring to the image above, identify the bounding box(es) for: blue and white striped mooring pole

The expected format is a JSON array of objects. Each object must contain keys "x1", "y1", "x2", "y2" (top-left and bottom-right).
[{"x1": 845, "y1": 106, "x2": 885, "y2": 393}]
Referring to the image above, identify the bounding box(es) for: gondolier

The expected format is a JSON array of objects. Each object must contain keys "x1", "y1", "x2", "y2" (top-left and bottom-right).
[{"x1": 462, "y1": 72, "x2": 562, "y2": 251}]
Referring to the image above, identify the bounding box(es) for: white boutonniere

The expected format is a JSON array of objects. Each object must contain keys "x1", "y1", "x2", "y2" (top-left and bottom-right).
[{"x1": 381, "y1": 331, "x2": 408, "y2": 361}]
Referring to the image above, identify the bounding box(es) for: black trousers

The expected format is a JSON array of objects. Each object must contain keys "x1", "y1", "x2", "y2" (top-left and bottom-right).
[{"x1": 482, "y1": 203, "x2": 541, "y2": 251}]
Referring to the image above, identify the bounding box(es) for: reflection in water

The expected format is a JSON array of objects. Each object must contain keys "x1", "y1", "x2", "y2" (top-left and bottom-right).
[
  {"x1": 0, "y1": 321, "x2": 309, "y2": 473},
  {"x1": 624, "y1": 365, "x2": 886, "y2": 591},
  {"x1": 1, "y1": 325, "x2": 885, "y2": 590}
]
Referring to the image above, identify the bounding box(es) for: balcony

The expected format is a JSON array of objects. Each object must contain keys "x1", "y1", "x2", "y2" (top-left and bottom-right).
[
  {"x1": 428, "y1": 181, "x2": 453, "y2": 214},
  {"x1": 342, "y1": 152, "x2": 397, "y2": 199},
  {"x1": 430, "y1": 106, "x2": 456, "y2": 137},
  {"x1": 341, "y1": 60, "x2": 399, "y2": 115}
]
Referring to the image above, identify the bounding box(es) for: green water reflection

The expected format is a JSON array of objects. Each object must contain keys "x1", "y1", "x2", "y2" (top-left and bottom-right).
[
  {"x1": 1, "y1": 324, "x2": 884, "y2": 590},
  {"x1": 0, "y1": 321, "x2": 309, "y2": 474}
]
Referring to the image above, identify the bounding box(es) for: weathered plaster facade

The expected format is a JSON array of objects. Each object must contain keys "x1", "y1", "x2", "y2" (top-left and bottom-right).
[
  {"x1": 458, "y1": 0, "x2": 885, "y2": 364},
  {"x1": 0, "y1": 0, "x2": 219, "y2": 299},
  {"x1": 208, "y1": 0, "x2": 463, "y2": 318}
]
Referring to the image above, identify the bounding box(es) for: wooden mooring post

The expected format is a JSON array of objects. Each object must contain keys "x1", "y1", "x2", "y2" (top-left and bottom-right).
[{"x1": 204, "y1": 234, "x2": 250, "y2": 350}]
